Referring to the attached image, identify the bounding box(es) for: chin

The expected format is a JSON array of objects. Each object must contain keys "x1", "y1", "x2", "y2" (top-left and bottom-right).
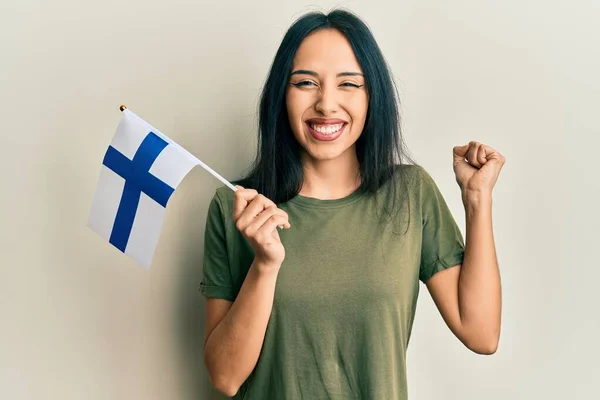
[
  {"x1": 305, "y1": 145, "x2": 353, "y2": 162},
  {"x1": 310, "y1": 152, "x2": 343, "y2": 161}
]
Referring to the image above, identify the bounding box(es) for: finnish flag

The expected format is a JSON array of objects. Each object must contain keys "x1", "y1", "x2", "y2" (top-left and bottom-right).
[{"x1": 88, "y1": 108, "x2": 235, "y2": 268}]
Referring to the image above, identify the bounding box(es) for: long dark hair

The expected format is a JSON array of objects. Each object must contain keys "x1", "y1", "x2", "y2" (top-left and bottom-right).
[{"x1": 235, "y1": 8, "x2": 417, "y2": 226}]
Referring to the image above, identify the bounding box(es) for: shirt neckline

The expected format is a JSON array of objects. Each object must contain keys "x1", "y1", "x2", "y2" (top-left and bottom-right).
[{"x1": 287, "y1": 186, "x2": 367, "y2": 209}]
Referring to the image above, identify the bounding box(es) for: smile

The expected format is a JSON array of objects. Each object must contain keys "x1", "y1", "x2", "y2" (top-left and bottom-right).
[
  {"x1": 308, "y1": 123, "x2": 344, "y2": 135},
  {"x1": 306, "y1": 121, "x2": 347, "y2": 142}
]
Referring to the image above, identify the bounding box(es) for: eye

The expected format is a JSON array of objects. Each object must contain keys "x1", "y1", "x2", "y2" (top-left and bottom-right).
[
  {"x1": 340, "y1": 82, "x2": 363, "y2": 88},
  {"x1": 291, "y1": 80, "x2": 317, "y2": 87}
]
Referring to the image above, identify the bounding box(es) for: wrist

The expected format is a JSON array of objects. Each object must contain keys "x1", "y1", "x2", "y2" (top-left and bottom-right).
[
  {"x1": 462, "y1": 189, "x2": 492, "y2": 206},
  {"x1": 250, "y1": 259, "x2": 282, "y2": 277},
  {"x1": 462, "y1": 190, "x2": 492, "y2": 218}
]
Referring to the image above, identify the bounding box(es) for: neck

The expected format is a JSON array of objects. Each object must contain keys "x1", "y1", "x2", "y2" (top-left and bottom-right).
[{"x1": 298, "y1": 147, "x2": 361, "y2": 200}]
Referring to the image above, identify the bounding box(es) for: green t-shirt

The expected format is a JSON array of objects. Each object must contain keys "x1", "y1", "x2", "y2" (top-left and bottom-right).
[{"x1": 200, "y1": 164, "x2": 465, "y2": 400}]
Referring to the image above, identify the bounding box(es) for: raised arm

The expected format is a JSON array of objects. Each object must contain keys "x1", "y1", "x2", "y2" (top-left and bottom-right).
[{"x1": 424, "y1": 142, "x2": 505, "y2": 355}]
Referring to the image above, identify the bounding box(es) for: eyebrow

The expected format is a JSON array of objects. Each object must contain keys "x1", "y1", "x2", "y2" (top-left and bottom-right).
[{"x1": 290, "y1": 70, "x2": 364, "y2": 78}]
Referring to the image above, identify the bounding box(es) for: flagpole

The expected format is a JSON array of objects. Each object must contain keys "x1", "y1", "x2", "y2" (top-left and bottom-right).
[{"x1": 119, "y1": 105, "x2": 238, "y2": 193}]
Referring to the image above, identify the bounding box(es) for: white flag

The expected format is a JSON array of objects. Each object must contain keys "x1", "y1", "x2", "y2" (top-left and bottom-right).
[{"x1": 88, "y1": 108, "x2": 235, "y2": 268}]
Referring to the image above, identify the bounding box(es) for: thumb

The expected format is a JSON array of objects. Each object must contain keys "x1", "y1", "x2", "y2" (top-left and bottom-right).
[{"x1": 453, "y1": 144, "x2": 469, "y2": 163}]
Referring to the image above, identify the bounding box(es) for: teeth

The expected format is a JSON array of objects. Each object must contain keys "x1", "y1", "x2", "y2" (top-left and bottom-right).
[{"x1": 310, "y1": 123, "x2": 344, "y2": 134}]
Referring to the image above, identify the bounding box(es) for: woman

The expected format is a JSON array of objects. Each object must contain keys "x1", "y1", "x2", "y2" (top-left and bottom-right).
[{"x1": 200, "y1": 9, "x2": 504, "y2": 400}]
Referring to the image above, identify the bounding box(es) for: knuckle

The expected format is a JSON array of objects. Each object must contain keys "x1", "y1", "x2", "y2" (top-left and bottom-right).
[
  {"x1": 260, "y1": 207, "x2": 275, "y2": 218},
  {"x1": 259, "y1": 194, "x2": 274, "y2": 206},
  {"x1": 259, "y1": 208, "x2": 273, "y2": 218}
]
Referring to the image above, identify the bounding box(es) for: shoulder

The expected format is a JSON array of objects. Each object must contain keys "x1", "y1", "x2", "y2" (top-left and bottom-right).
[
  {"x1": 389, "y1": 163, "x2": 431, "y2": 189},
  {"x1": 386, "y1": 164, "x2": 445, "y2": 210},
  {"x1": 371, "y1": 164, "x2": 426, "y2": 210},
  {"x1": 210, "y1": 185, "x2": 235, "y2": 217},
  {"x1": 204, "y1": 186, "x2": 239, "y2": 242}
]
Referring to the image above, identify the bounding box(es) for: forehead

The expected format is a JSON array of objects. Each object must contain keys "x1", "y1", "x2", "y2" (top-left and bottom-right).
[{"x1": 292, "y1": 29, "x2": 363, "y2": 73}]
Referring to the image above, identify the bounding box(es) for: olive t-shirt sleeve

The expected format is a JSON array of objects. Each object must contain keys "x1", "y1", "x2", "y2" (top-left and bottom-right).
[
  {"x1": 418, "y1": 167, "x2": 465, "y2": 283},
  {"x1": 199, "y1": 190, "x2": 236, "y2": 301}
]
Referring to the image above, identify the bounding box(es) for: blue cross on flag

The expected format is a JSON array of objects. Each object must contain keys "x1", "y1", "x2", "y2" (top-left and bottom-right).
[{"x1": 88, "y1": 109, "x2": 201, "y2": 268}]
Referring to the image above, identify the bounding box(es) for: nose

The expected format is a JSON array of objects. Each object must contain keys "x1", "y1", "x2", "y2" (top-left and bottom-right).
[{"x1": 314, "y1": 84, "x2": 338, "y2": 115}]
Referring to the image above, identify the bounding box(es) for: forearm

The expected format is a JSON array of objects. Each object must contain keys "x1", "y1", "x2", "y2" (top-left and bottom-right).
[
  {"x1": 458, "y1": 191, "x2": 502, "y2": 352},
  {"x1": 204, "y1": 260, "x2": 279, "y2": 394}
]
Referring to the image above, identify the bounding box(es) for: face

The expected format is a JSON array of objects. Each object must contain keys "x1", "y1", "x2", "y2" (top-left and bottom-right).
[{"x1": 286, "y1": 29, "x2": 368, "y2": 163}]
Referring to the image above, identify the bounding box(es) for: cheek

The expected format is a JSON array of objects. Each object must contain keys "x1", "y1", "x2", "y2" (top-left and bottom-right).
[
  {"x1": 348, "y1": 97, "x2": 369, "y2": 126},
  {"x1": 286, "y1": 93, "x2": 306, "y2": 123},
  {"x1": 285, "y1": 92, "x2": 293, "y2": 119},
  {"x1": 285, "y1": 93, "x2": 307, "y2": 142}
]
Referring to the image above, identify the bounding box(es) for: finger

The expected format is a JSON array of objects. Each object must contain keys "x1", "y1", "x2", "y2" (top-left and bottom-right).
[
  {"x1": 232, "y1": 188, "x2": 259, "y2": 221},
  {"x1": 482, "y1": 145, "x2": 506, "y2": 166},
  {"x1": 257, "y1": 208, "x2": 289, "y2": 229},
  {"x1": 453, "y1": 144, "x2": 472, "y2": 168},
  {"x1": 467, "y1": 141, "x2": 482, "y2": 168},
  {"x1": 255, "y1": 214, "x2": 289, "y2": 242},
  {"x1": 478, "y1": 144, "x2": 488, "y2": 165},
  {"x1": 453, "y1": 144, "x2": 469, "y2": 163},
  {"x1": 242, "y1": 194, "x2": 277, "y2": 223},
  {"x1": 236, "y1": 194, "x2": 278, "y2": 230},
  {"x1": 244, "y1": 207, "x2": 290, "y2": 236}
]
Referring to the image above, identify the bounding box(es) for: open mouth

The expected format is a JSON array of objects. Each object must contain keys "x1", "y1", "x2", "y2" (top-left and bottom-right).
[
  {"x1": 305, "y1": 119, "x2": 348, "y2": 142},
  {"x1": 307, "y1": 122, "x2": 345, "y2": 135}
]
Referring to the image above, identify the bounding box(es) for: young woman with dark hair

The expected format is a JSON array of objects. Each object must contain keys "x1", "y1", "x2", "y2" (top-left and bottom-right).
[{"x1": 200, "y1": 9, "x2": 505, "y2": 399}]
